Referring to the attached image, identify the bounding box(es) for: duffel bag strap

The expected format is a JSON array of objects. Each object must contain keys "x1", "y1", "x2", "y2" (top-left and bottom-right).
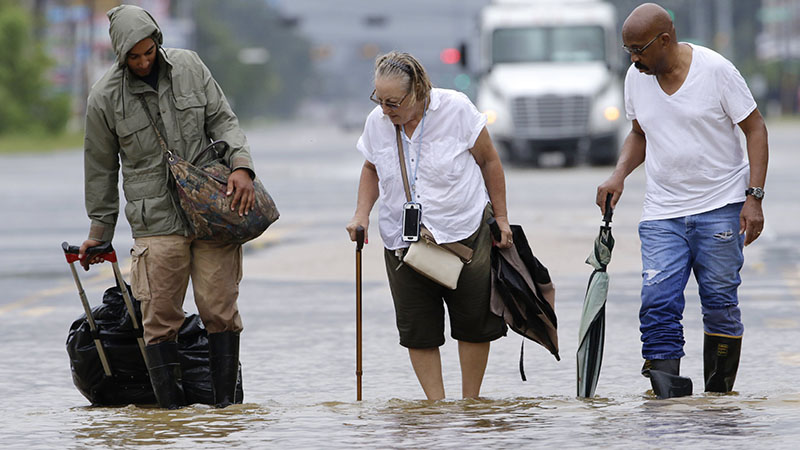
[{"x1": 138, "y1": 95, "x2": 172, "y2": 157}]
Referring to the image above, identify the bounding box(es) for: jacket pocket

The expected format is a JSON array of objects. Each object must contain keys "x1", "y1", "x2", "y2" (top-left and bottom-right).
[
  {"x1": 122, "y1": 171, "x2": 168, "y2": 201},
  {"x1": 116, "y1": 113, "x2": 159, "y2": 166},
  {"x1": 130, "y1": 244, "x2": 152, "y2": 303},
  {"x1": 124, "y1": 191, "x2": 183, "y2": 237},
  {"x1": 174, "y1": 91, "x2": 207, "y2": 143},
  {"x1": 124, "y1": 199, "x2": 145, "y2": 231}
]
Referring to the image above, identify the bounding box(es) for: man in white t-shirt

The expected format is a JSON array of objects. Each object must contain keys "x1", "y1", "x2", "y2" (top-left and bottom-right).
[{"x1": 596, "y1": 3, "x2": 768, "y2": 399}]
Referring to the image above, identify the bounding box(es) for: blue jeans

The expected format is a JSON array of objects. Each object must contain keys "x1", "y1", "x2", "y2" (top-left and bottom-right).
[{"x1": 638, "y1": 202, "x2": 745, "y2": 360}]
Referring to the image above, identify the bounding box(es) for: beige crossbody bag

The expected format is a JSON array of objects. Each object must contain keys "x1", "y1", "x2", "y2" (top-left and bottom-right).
[{"x1": 395, "y1": 126, "x2": 473, "y2": 290}]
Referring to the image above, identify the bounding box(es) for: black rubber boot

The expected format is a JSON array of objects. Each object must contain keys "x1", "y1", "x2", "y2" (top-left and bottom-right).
[
  {"x1": 208, "y1": 331, "x2": 241, "y2": 408},
  {"x1": 145, "y1": 341, "x2": 186, "y2": 409},
  {"x1": 704, "y1": 334, "x2": 742, "y2": 393},
  {"x1": 641, "y1": 359, "x2": 693, "y2": 399}
]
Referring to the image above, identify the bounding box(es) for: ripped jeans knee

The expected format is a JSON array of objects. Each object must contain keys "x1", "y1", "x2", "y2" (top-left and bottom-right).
[{"x1": 639, "y1": 264, "x2": 691, "y2": 359}]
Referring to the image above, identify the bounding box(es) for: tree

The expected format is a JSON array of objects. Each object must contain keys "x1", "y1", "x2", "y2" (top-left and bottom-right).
[
  {"x1": 191, "y1": 0, "x2": 313, "y2": 120},
  {"x1": 0, "y1": 0, "x2": 69, "y2": 135}
]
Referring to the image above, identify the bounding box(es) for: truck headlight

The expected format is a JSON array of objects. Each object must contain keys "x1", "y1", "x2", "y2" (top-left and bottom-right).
[
  {"x1": 485, "y1": 110, "x2": 498, "y2": 125},
  {"x1": 603, "y1": 106, "x2": 620, "y2": 122}
]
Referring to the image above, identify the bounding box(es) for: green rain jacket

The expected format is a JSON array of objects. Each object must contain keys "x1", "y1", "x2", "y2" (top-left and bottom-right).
[{"x1": 84, "y1": 5, "x2": 255, "y2": 242}]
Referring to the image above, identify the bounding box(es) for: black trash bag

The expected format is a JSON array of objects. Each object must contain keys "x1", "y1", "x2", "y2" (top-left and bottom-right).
[{"x1": 66, "y1": 285, "x2": 244, "y2": 406}]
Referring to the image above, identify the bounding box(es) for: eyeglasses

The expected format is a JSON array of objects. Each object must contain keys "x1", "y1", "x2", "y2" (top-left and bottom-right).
[
  {"x1": 370, "y1": 89, "x2": 409, "y2": 110},
  {"x1": 623, "y1": 32, "x2": 667, "y2": 55}
]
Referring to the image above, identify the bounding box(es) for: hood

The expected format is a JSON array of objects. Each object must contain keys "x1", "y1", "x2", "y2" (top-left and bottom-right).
[
  {"x1": 107, "y1": 4, "x2": 163, "y2": 68},
  {"x1": 485, "y1": 62, "x2": 611, "y2": 98}
]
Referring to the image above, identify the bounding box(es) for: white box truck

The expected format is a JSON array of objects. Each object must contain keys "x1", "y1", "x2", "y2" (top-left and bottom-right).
[{"x1": 476, "y1": 0, "x2": 627, "y2": 166}]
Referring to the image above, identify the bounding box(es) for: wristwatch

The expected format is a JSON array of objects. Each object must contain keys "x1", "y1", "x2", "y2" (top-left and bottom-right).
[{"x1": 745, "y1": 187, "x2": 765, "y2": 200}]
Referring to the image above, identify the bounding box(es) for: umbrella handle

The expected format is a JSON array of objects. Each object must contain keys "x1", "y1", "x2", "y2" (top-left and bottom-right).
[
  {"x1": 603, "y1": 193, "x2": 614, "y2": 226},
  {"x1": 486, "y1": 217, "x2": 501, "y2": 242}
]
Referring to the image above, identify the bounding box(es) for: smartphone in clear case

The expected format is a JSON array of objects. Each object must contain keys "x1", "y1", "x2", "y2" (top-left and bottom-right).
[{"x1": 402, "y1": 202, "x2": 421, "y2": 242}]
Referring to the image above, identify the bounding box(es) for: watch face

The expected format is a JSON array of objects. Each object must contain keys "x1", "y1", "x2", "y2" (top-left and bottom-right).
[{"x1": 747, "y1": 187, "x2": 764, "y2": 199}]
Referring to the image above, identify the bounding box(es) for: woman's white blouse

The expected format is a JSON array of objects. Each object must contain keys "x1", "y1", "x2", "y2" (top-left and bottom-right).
[{"x1": 357, "y1": 88, "x2": 489, "y2": 250}]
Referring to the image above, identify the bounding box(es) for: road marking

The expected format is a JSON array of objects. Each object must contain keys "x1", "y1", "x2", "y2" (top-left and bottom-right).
[
  {"x1": 21, "y1": 307, "x2": 55, "y2": 317},
  {"x1": 245, "y1": 220, "x2": 314, "y2": 252},
  {"x1": 0, "y1": 264, "x2": 128, "y2": 317},
  {"x1": 247, "y1": 227, "x2": 287, "y2": 251},
  {"x1": 739, "y1": 286, "x2": 797, "y2": 297},
  {"x1": 778, "y1": 352, "x2": 800, "y2": 367},
  {"x1": 786, "y1": 266, "x2": 800, "y2": 303},
  {"x1": 749, "y1": 261, "x2": 767, "y2": 274},
  {"x1": 764, "y1": 318, "x2": 799, "y2": 329},
  {"x1": 3, "y1": 227, "x2": 287, "y2": 319}
]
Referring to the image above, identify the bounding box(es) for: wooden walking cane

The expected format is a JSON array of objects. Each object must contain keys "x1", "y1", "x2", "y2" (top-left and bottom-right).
[{"x1": 355, "y1": 226, "x2": 365, "y2": 401}]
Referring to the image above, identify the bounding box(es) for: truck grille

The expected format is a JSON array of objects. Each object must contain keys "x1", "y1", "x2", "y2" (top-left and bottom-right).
[{"x1": 511, "y1": 95, "x2": 590, "y2": 139}]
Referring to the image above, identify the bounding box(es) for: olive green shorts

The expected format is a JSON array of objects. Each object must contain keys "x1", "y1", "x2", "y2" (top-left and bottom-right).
[{"x1": 384, "y1": 204, "x2": 507, "y2": 348}]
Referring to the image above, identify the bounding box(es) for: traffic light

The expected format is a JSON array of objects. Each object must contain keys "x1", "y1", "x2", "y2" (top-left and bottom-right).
[
  {"x1": 454, "y1": 74, "x2": 471, "y2": 91},
  {"x1": 440, "y1": 48, "x2": 461, "y2": 65}
]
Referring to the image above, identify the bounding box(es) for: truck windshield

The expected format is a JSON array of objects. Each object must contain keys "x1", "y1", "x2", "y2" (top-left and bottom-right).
[{"x1": 492, "y1": 26, "x2": 606, "y2": 64}]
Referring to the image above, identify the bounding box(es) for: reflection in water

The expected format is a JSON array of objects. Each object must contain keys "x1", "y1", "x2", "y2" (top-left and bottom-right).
[
  {"x1": 377, "y1": 397, "x2": 550, "y2": 435},
  {"x1": 72, "y1": 403, "x2": 271, "y2": 447},
  {"x1": 328, "y1": 396, "x2": 649, "y2": 446},
  {"x1": 637, "y1": 395, "x2": 763, "y2": 439},
  {"x1": 54, "y1": 394, "x2": 799, "y2": 448},
  {"x1": 3, "y1": 386, "x2": 800, "y2": 448}
]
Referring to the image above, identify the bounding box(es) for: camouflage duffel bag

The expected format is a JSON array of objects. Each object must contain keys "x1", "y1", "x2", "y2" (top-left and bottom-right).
[{"x1": 168, "y1": 140, "x2": 279, "y2": 243}]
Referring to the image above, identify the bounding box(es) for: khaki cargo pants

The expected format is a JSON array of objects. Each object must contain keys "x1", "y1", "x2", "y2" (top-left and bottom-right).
[{"x1": 130, "y1": 235, "x2": 244, "y2": 345}]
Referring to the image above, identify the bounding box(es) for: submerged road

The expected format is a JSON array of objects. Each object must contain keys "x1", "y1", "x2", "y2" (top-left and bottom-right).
[{"x1": 0, "y1": 119, "x2": 798, "y2": 448}]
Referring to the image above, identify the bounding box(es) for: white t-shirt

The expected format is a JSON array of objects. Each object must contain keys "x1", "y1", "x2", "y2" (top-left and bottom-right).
[
  {"x1": 624, "y1": 43, "x2": 757, "y2": 221},
  {"x1": 357, "y1": 88, "x2": 489, "y2": 250}
]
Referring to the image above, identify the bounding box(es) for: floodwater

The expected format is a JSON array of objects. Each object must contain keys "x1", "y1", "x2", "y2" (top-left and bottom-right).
[
  {"x1": 1, "y1": 122, "x2": 799, "y2": 448},
  {"x1": 3, "y1": 270, "x2": 799, "y2": 449}
]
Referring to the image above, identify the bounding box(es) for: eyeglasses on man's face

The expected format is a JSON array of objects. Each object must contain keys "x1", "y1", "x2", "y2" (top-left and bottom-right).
[
  {"x1": 370, "y1": 89, "x2": 409, "y2": 110},
  {"x1": 623, "y1": 32, "x2": 667, "y2": 55}
]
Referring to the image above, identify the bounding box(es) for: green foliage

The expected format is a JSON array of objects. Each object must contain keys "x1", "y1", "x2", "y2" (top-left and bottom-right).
[
  {"x1": 0, "y1": 1, "x2": 70, "y2": 135},
  {"x1": 0, "y1": 130, "x2": 83, "y2": 154},
  {"x1": 191, "y1": 0, "x2": 312, "y2": 120}
]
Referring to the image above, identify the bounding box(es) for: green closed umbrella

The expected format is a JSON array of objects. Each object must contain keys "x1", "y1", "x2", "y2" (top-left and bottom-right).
[{"x1": 577, "y1": 194, "x2": 615, "y2": 398}]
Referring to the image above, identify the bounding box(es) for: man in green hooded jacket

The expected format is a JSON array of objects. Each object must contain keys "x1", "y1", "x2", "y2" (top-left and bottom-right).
[{"x1": 78, "y1": 4, "x2": 254, "y2": 409}]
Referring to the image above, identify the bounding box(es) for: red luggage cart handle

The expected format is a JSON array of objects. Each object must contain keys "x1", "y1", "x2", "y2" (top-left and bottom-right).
[
  {"x1": 61, "y1": 240, "x2": 148, "y2": 365},
  {"x1": 62, "y1": 241, "x2": 117, "y2": 264}
]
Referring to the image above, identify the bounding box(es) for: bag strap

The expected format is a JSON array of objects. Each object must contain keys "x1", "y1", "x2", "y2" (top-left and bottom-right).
[
  {"x1": 138, "y1": 95, "x2": 228, "y2": 168},
  {"x1": 420, "y1": 227, "x2": 474, "y2": 262},
  {"x1": 138, "y1": 95, "x2": 171, "y2": 157},
  {"x1": 395, "y1": 125, "x2": 412, "y2": 203},
  {"x1": 395, "y1": 125, "x2": 474, "y2": 263}
]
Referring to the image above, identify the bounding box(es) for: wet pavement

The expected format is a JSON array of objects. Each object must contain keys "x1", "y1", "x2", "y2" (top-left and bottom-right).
[{"x1": 0, "y1": 120, "x2": 798, "y2": 448}]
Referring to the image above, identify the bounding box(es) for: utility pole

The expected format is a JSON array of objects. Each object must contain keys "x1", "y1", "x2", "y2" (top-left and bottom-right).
[
  {"x1": 715, "y1": 0, "x2": 734, "y2": 59},
  {"x1": 691, "y1": 0, "x2": 711, "y2": 46}
]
